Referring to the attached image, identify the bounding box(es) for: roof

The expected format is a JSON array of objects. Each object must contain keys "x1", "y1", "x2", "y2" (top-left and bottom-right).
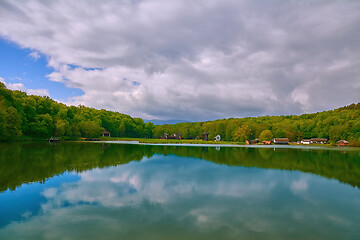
[
  {"x1": 311, "y1": 138, "x2": 327, "y2": 141},
  {"x1": 102, "y1": 130, "x2": 110, "y2": 134},
  {"x1": 336, "y1": 140, "x2": 349, "y2": 144},
  {"x1": 274, "y1": 138, "x2": 289, "y2": 142}
]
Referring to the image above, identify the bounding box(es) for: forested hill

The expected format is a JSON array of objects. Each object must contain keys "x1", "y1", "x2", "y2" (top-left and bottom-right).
[
  {"x1": 1, "y1": 82, "x2": 360, "y2": 144},
  {"x1": 0, "y1": 83, "x2": 154, "y2": 141},
  {"x1": 153, "y1": 103, "x2": 360, "y2": 144}
]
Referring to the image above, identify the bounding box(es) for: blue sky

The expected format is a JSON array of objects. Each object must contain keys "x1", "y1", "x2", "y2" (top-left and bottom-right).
[
  {"x1": 1, "y1": 0, "x2": 360, "y2": 121},
  {"x1": 0, "y1": 38, "x2": 83, "y2": 101}
]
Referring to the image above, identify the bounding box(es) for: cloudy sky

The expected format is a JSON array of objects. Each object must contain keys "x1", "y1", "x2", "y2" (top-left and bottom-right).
[{"x1": 0, "y1": 0, "x2": 360, "y2": 121}]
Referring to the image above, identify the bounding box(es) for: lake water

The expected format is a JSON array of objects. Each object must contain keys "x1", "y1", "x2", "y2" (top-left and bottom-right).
[{"x1": 1, "y1": 142, "x2": 360, "y2": 239}]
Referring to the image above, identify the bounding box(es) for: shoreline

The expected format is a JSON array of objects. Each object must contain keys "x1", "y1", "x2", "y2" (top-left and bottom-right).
[
  {"x1": 86, "y1": 139, "x2": 360, "y2": 151},
  {"x1": 6, "y1": 136, "x2": 360, "y2": 150}
]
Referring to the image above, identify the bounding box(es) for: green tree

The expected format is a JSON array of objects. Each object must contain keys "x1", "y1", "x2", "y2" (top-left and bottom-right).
[
  {"x1": 329, "y1": 125, "x2": 347, "y2": 142},
  {"x1": 118, "y1": 121, "x2": 126, "y2": 137},
  {"x1": 259, "y1": 130, "x2": 273, "y2": 141},
  {"x1": 144, "y1": 122, "x2": 154, "y2": 138},
  {"x1": 29, "y1": 114, "x2": 54, "y2": 137},
  {"x1": 79, "y1": 120, "x2": 102, "y2": 138},
  {"x1": 55, "y1": 119, "x2": 69, "y2": 137},
  {"x1": 5, "y1": 106, "x2": 22, "y2": 140},
  {"x1": 0, "y1": 98, "x2": 7, "y2": 141},
  {"x1": 233, "y1": 124, "x2": 251, "y2": 142}
]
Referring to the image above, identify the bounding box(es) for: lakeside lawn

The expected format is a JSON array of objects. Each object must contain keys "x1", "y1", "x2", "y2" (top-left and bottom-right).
[
  {"x1": 16, "y1": 135, "x2": 358, "y2": 148},
  {"x1": 96, "y1": 136, "x2": 338, "y2": 147},
  {"x1": 97, "y1": 136, "x2": 242, "y2": 145}
]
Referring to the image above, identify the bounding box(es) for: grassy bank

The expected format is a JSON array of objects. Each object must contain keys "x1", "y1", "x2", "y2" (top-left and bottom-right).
[
  {"x1": 96, "y1": 137, "x2": 339, "y2": 147},
  {"x1": 12, "y1": 136, "x2": 350, "y2": 148},
  {"x1": 17, "y1": 136, "x2": 83, "y2": 142},
  {"x1": 97, "y1": 137, "x2": 242, "y2": 145}
]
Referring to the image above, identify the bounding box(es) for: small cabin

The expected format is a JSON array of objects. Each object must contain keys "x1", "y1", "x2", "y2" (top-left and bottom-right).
[
  {"x1": 311, "y1": 138, "x2": 327, "y2": 144},
  {"x1": 101, "y1": 130, "x2": 111, "y2": 137},
  {"x1": 336, "y1": 140, "x2": 349, "y2": 146},
  {"x1": 246, "y1": 139, "x2": 259, "y2": 145},
  {"x1": 214, "y1": 135, "x2": 221, "y2": 141},
  {"x1": 202, "y1": 132, "x2": 209, "y2": 141},
  {"x1": 273, "y1": 138, "x2": 289, "y2": 144},
  {"x1": 301, "y1": 139, "x2": 312, "y2": 145}
]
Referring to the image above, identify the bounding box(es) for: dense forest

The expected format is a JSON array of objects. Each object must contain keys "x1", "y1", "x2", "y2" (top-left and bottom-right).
[
  {"x1": 0, "y1": 83, "x2": 154, "y2": 141},
  {"x1": 153, "y1": 104, "x2": 360, "y2": 143},
  {"x1": 154, "y1": 103, "x2": 360, "y2": 144},
  {"x1": 1, "y1": 82, "x2": 360, "y2": 143}
]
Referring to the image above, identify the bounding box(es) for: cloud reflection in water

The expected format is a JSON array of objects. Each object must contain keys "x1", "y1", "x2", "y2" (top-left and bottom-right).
[{"x1": 1, "y1": 154, "x2": 359, "y2": 240}]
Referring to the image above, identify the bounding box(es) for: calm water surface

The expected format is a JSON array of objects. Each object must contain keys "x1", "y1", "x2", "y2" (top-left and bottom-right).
[{"x1": 0, "y1": 142, "x2": 360, "y2": 239}]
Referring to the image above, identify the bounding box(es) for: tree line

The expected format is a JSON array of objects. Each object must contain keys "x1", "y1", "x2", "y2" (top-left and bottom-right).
[
  {"x1": 1, "y1": 82, "x2": 360, "y2": 143},
  {"x1": 153, "y1": 104, "x2": 360, "y2": 143},
  {"x1": 0, "y1": 83, "x2": 154, "y2": 141}
]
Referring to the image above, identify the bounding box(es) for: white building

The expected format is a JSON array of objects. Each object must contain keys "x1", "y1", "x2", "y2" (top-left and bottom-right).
[{"x1": 301, "y1": 139, "x2": 312, "y2": 144}]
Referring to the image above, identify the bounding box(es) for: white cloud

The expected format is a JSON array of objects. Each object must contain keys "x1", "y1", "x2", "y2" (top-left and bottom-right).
[
  {"x1": 6, "y1": 82, "x2": 27, "y2": 92},
  {"x1": 291, "y1": 178, "x2": 308, "y2": 194},
  {"x1": 27, "y1": 88, "x2": 50, "y2": 96},
  {"x1": 1, "y1": 0, "x2": 360, "y2": 120},
  {"x1": 2, "y1": 78, "x2": 50, "y2": 97},
  {"x1": 29, "y1": 51, "x2": 41, "y2": 61},
  {"x1": 38, "y1": 156, "x2": 278, "y2": 208}
]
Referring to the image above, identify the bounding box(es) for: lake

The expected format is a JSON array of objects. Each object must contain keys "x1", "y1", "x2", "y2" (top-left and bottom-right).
[{"x1": 1, "y1": 142, "x2": 360, "y2": 239}]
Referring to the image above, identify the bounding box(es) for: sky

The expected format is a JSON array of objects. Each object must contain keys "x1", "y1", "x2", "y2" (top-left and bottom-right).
[{"x1": 0, "y1": 0, "x2": 360, "y2": 121}]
